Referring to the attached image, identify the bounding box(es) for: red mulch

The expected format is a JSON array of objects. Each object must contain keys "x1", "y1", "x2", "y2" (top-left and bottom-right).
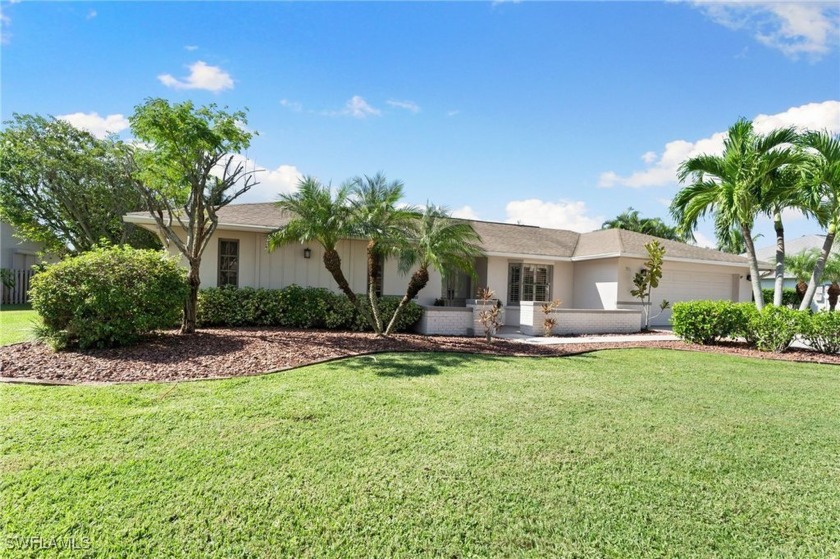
[{"x1": 0, "y1": 328, "x2": 836, "y2": 384}]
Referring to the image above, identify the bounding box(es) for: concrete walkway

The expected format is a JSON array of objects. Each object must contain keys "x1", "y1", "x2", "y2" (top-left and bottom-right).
[{"x1": 495, "y1": 326, "x2": 679, "y2": 346}]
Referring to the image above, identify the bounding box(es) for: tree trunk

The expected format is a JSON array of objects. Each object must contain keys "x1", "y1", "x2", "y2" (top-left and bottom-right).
[
  {"x1": 366, "y1": 241, "x2": 383, "y2": 335},
  {"x1": 772, "y1": 209, "x2": 785, "y2": 307},
  {"x1": 741, "y1": 223, "x2": 765, "y2": 310},
  {"x1": 181, "y1": 261, "x2": 200, "y2": 334},
  {"x1": 829, "y1": 283, "x2": 840, "y2": 312},
  {"x1": 384, "y1": 267, "x2": 429, "y2": 336},
  {"x1": 323, "y1": 248, "x2": 356, "y2": 304},
  {"x1": 799, "y1": 225, "x2": 836, "y2": 311}
]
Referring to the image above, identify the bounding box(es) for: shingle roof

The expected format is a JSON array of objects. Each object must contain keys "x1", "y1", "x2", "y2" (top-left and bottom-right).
[
  {"x1": 125, "y1": 202, "x2": 751, "y2": 265},
  {"x1": 751, "y1": 235, "x2": 838, "y2": 261},
  {"x1": 576, "y1": 228, "x2": 750, "y2": 264},
  {"x1": 467, "y1": 220, "x2": 579, "y2": 257}
]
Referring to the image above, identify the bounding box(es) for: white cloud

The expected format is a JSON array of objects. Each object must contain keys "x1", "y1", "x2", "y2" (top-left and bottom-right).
[
  {"x1": 692, "y1": 1, "x2": 840, "y2": 60},
  {"x1": 215, "y1": 155, "x2": 303, "y2": 203},
  {"x1": 157, "y1": 60, "x2": 234, "y2": 92},
  {"x1": 86, "y1": 9, "x2": 97, "y2": 20},
  {"x1": 504, "y1": 199, "x2": 602, "y2": 233},
  {"x1": 0, "y1": 5, "x2": 11, "y2": 45},
  {"x1": 691, "y1": 231, "x2": 717, "y2": 249},
  {"x1": 323, "y1": 96, "x2": 381, "y2": 119},
  {"x1": 386, "y1": 99, "x2": 421, "y2": 113},
  {"x1": 452, "y1": 205, "x2": 480, "y2": 220},
  {"x1": 599, "y1": 100, "x2": 840, "y2": 189},
  {"x1": 447, "y1": 110, "x2": 461, "y2": 117},
  {"x1": 344, "y1": 96, "x2": 380, "y2": 118},
  {"x1": 184, "y1": 45, "x2": 198, "y2": 51},
  {"x1": 57, "y1": 112, "x2": 130, "y2": 138},
  {"x1": 280, "y1": 99, "x2": 303, "y2": 112},
  {"x1": 641, "y1": 151, "x2": 657, "y2": 164}
]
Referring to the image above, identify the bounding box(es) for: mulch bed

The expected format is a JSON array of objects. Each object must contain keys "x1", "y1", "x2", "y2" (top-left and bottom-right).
[{"x1": 0, "y1": 327, "x2": 836, "y2": 384}]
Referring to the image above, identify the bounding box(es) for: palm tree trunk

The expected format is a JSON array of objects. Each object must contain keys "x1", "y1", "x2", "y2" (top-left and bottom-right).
[
  {"x1": 799, "y1": 225, "x2": 836, "y2": 311},
  {"x1": 366, "y1": 241, "x2": 383, "y2": 335},
  {"x1": 829, "y1": 283, "x2": 840, "y2": 311},
  {"x1": 323, "y1": 248, "x2": 356, "y2": 304},
  {"x1": 741, "y1": 224, "x2": 765, "y2": 310},
  {"x1": 772, "y1": 209, "x2": 785, "y2": 307},
  {"x1": 384, "y1": 267, "x2": 429, "y2": 336}
]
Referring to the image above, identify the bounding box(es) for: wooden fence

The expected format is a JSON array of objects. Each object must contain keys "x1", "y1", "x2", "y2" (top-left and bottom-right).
[{"x1": 2, "y1": 269, "x2": 35, "y2": 305}]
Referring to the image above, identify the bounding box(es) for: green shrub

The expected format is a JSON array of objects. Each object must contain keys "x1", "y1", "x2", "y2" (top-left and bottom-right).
[
  {"x1": 671, "y1": 300, "x2": 745, "y2": 345},
  {"x1": 29, "y1": 246, "x2": 188, "y2": 349},
  {"x1": 761, "y1": 288, "x2": 800, "y2": 308},
  {"x1": 748, "y1": 306, "x2": 808, "y2": 353},
  {"x1": 801, "y1": 312, "x2": 840, "y2": 354},
  {"x1": 197, "y1": 286, "x2": 424, "y2": 333},
  {"x1": 733, "y1": 302, "x2": 760, "y2": 346}
]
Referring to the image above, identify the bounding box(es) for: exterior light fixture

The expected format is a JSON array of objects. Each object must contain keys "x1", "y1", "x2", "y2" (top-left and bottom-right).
[{"x1": 303, "y1": 248, "x2": 312, "y2": 259}]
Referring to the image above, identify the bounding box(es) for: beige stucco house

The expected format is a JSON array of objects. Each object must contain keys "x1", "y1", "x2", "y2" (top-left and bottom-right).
[{"x1": 125, "y1": 203, "x2": 753, "y2": 335}]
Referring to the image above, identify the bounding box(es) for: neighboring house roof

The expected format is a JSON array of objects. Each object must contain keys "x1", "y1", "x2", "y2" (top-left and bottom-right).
[
  {"x1": 749, "y1": 235, "x2": 839, "y2": 277},
  {"x1": 125, "y1": 202, "x2": 751, "y2": 266}
]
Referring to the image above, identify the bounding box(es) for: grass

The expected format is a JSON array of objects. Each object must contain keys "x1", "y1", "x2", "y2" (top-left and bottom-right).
[
  {"x1": 2, "y1": 349, "x2": 839, "y2": 557},
  {"x1": 0, "y1": 305, "x2": 39, "y2": 346}
]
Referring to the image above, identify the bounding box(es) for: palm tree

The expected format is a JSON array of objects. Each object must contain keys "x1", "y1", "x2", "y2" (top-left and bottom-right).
[
  {"x1": 384, "y1": 205, "x2": 484, "y2": 335},
  {"x1": 349, "y1": 173, "x2": 417, "y2": 335},
  {"x1": 799, "y1": 131, "x2": 840, "y2": 310},
  {"x1": 267, "y1": 176, "x2": 357, "y2": 303},
  {"x1": 601, "y1": 207, "x2": 686, "y2": 241},
  {"x1": 671, "y1": 119, "x2": 799, "y2": 310},
  {"x1": 785, "y1": 249, "x2": 819, "y2": 304},
  {"x1": 762, "y1": 161, "x2": 809, "y2": 306},
  {"x1": 823, "y1": 253, "x2": 840, "y2": 312}
]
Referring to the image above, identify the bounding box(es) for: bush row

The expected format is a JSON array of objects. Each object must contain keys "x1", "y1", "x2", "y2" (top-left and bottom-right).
[
  {"x1": 30, "y1": 246, "x2": 188, "y2": 349},
  {"x1": 671, "y1": 300, "x2": 840, "y2": 354},
  {"x1": 760, "y1": 288, "x2": 800, "y2": 307},
  {"x1": 197, "y1": 285, "x2": 423, "y2": 332}
]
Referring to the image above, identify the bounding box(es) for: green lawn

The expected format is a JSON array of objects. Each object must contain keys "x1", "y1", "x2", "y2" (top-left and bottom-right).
[
  {"x1": 0, "y1": 305, "x2": 39, "y2": 346},
  {"x1": 2, "y1": 350, "x2": 838, "y2": 557}
]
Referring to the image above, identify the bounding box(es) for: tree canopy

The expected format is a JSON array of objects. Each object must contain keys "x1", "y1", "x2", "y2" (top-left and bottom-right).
[
  {"x1": 0, "y1": 114, "x2": 159, "y2": 255},
  {"x1": 601, "y1": 207, "x2": 686, "y2": 242}
]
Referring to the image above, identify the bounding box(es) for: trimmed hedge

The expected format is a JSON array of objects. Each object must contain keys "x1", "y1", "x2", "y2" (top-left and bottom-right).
[
  {"x1": 761, "y1": 288, "x2": 800, "y2": 308},
  {"x1": 672, "y1": 299, "x2": 837, "y2": 354},
  {"x1": 29, "y1": 246, "x2": 188, "y2": 349},
  {"x1": 801, "y1": 312, "x2": 840, "y2": 354},
  {"x1": 670, "y1": 301, "x2": 754, "y2": 345},
  {"x1": 197, "y1": 285, "x2": 423, "y2": 332}
]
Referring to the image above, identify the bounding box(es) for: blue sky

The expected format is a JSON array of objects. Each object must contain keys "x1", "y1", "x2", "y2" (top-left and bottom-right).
[{"x1": 2, "y1": 1, "x2": 838, "y2": 248}]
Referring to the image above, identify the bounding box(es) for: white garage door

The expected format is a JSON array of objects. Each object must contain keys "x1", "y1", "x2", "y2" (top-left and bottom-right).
[{"x1": 650, "y1": 270, "x2": 735, "y2": 326}]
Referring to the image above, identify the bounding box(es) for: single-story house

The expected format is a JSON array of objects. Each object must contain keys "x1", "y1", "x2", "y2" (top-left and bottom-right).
[{"x1": 125, "y1": 203, "x2": 753, "y2": 335}]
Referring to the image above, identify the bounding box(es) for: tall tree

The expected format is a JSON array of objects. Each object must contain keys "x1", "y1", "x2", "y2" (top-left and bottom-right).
[
  {"x1": 267, "y1": 177, "x2": 357, "y2": 303},
  {"x1": 798, "y1": 131, "x2": 840, "y2": 311},
  {"x1": 385, "y1": 205, "x2": 484, "y2": 335},
  {"x1": 672, "y1": 119, "x2": 799, "y2": 310},
  {"x1": 349, "y1": 173, "x2": 416, "y2": 335},
  {"x1": 762, "y1": 161, "x2": 809, "y2": 306},
  {"x1": 0, "y1": 114, "x2": 159, "y2": 255},
  {"x1": 601, "y1": 207, "x2": 686, "y2": 242},
  {"x1": 128, "y1": 99, "x2": 257, "y2": 334}
]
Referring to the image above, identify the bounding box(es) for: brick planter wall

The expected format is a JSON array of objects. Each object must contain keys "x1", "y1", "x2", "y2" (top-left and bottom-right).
[{"x1": 519, "y1": 302, "x2": 642, "y2": 336}]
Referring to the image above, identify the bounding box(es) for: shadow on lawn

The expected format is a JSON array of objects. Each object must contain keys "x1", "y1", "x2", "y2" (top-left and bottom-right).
[{"x1": 343, "y1": 351, "x2": 509, "y2": 378}]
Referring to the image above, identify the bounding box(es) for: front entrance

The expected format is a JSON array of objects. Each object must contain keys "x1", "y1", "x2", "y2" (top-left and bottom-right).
[{"x1": 442, "y1": 270, "x2": 472, "y2": 307}]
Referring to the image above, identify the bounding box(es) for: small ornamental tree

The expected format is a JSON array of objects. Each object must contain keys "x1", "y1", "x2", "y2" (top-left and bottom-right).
[
  {"x1": 128, "y1": 99, "x2": 258, "y2": 334},
  {"x1": 476, "y1": 287, "x2": 502, "y2": 343},
  {"x1": 540, "y1": 300, "x2": 562, "y2": 336},
  {"x1": 630, "y1": 240, "x2": 670, "y2": 330}
]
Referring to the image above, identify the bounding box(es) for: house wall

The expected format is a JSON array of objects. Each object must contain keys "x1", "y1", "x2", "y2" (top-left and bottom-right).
[
  {"x1": 483, "y1": 255, "x2": 573, "y2": 326},
  {"x1": 165, "y1": 228, "x2": 444, "y2": 304},
  {"x1": 1, "y1": 221, "x2": 48, "y2": 270},
  {"x1": 571, "y1": 258, "x2": 619, "y2": 309}
]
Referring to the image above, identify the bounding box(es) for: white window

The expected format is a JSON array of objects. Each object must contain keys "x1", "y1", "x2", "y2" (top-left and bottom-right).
[{"x1": 508, "y1": 263, "x2": 552, "y2": 304}]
